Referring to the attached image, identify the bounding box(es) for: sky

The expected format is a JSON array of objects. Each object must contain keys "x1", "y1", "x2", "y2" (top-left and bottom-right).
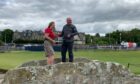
[{"x1": 0, "y1": 0, "x2": 140, "y2": 35}]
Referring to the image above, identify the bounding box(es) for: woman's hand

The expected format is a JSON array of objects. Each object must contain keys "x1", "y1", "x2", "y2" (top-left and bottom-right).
[
  {"x1": 57, "y1": 32, "x2": 62, "y2": 37},
  {"x1": 51, "y1": 40, "x2": 56, "y2": 45}
]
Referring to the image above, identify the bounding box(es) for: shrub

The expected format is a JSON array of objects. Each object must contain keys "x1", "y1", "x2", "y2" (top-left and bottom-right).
[{"x1": 0, "y1": 40, "x2": 4, "y2": 46}]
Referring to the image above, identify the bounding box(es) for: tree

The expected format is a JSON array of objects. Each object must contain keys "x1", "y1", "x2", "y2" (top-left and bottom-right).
[
  {"x1": 106, "y1": 28, "x2": 140, "y2": 45},
  {"x1": 85, "y1": 34, "x2": 92, "y2": 44},
  {"x1": 0, "y1": 31, "x2": 2, "y2": 40},
  {"x1": 0, "y1": 40, "x2": 4, "y2": 46},
  {"x1": 95, "y1": 33, "x2": 100, "y2": 37},
  {"x1": 130, "y1": 28, "x2": 140, "y2": 42},
  {"x1": 1, "y1": 29, "x2": 14, "y2": 43}
]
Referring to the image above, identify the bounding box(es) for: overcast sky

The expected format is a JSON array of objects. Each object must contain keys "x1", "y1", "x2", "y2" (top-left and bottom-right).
[{"x1": 0, "y1": 0, "x2": 140, "y2": 34}]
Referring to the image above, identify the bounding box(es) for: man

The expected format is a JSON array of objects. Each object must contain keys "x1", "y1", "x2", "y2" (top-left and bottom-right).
[{"x1": 60, "y1": 17, "x2": 78, "y2": 62}]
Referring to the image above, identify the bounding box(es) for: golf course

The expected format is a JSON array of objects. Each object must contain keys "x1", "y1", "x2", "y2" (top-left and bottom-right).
[{"x1": 0, "y1": 50, "x2": 140, "y2": 75}]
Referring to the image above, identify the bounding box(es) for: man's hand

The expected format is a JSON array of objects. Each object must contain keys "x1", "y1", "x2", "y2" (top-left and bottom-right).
[{"x1": 67, "y1": 34, "x2": 71, "y2": 38}]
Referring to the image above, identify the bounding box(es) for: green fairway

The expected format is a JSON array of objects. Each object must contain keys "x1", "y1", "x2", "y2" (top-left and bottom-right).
[{"x1": 0, "y1": 50, "x2": 140, "y2": 74}]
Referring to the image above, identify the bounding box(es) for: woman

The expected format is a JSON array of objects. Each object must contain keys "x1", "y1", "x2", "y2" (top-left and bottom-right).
[{"x1": 44, "y1": 21, "x2": 57, "y2": 65}]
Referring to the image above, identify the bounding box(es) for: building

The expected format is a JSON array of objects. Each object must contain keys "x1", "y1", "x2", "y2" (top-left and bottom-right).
[
  {"x1": 13, "y1": 30, "x2": 44, "y2": 41},
  {"x1": 74, "y1": 32, "x2": 85, "y2": 44},
  {"x1": 13, "y1": 30, "x2": 85, "y2": 44}
]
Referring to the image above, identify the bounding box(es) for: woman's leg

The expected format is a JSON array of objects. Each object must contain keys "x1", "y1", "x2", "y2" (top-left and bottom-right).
[
  {"x1": 47, "y1": 57, "x2": 51, "y2": 64},
  {"x1": 50, "y1": 55, "x2": 54, "y2": 64},
  {"x1": 47, "y1": 55, "x2": 54, "y2": 65},
  {"x1": 44, "y1": 40, "x2": 55, "y2": 65}
]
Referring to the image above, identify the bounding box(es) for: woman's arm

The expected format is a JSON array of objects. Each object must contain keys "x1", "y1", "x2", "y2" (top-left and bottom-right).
[
  {"x1": 57, "y1": 32, "x2": 62, "y2": 37},
  {"x1": 44, "y1": 33, "x2": 55, "y2": 44}
]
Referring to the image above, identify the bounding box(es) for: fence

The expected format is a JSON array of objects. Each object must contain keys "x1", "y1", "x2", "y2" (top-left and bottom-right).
[
  {"x1": 1, "y1": 44, "x2": 140, "y2": 52},
  {"x1": 0, "y1": 45, "x2": 18, "y2": 52},
  {"x1": 0, "y1": 46, "x2": 10, "y2": 53},
  {"x1": 127, "y1": 63, "x2": 140, "y2": 69}
]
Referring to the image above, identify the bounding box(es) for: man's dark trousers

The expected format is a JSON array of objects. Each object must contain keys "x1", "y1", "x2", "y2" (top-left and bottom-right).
[{"x1": 61, "y1": 42, "x2": 73, "y2": 62}]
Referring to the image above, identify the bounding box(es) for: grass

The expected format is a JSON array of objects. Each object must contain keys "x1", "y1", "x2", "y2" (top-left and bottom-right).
[{"x1": 0, "y1": 50, "x2": 140, "y2": 74}]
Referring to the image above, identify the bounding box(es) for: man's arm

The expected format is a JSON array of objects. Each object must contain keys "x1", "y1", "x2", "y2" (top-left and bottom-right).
[
  {"x1": 59, "y1": 26, "x2": 64, "y2": 37},
  {"x1": 71, "y1": 26, "x2": 78, "y2": 37},
  {"x1": 71, "y1": 26, "x2": 83, "y2": 41}
]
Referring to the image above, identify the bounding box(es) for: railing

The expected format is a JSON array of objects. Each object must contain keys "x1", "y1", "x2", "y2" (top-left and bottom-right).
[
  {"x1": 0, "y1": 46, "x2": 13, "y2": 52},
  {"x1": 127, "y1": 63, "x2": 140, "y2": 68},
  {"x1": 0, "y1": 46, "x2": 6, "y2": 53}
]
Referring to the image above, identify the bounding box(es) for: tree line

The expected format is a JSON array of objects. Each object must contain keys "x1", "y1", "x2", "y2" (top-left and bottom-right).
[
  {"x1": 0, "y1": 28, "x2": 140, "y2": 46},
  {"x1": 85, "y1": 28, "x2": 140, "y2": 46}
]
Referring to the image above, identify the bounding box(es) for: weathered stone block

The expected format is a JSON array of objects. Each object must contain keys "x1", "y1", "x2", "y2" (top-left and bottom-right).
[{"x1": 2, "y1": 58, "x2": 140, "y2": 84}]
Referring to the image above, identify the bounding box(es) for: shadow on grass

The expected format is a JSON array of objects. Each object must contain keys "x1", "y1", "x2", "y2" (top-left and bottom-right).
[{"x1": 0, "y1": 69, "x2": 7, "y2": 74}]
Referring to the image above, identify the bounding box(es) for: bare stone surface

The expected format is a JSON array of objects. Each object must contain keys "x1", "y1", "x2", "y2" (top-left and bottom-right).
[
  {"x1": 0, "y1": 74, "x2": 4, "y2": 84},
  {"x1": 0, "y1": 79, "x2": 3, "y2": 84},
  {"x1": 18, "y1": 58, "x2": 91, "y2": 68},
  {"x1": 2, "y1": 58, "x2": 140, "y2": 84},
  {"x1": 0, "y1": 74, "x2": 4, "y2": 79}
]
